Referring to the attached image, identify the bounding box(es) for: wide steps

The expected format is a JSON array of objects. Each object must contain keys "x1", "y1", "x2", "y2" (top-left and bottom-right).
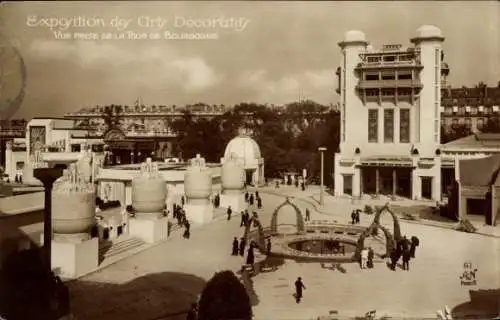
[{"x1": 99, "y1": 237, "x2": 146, "y2": 260}]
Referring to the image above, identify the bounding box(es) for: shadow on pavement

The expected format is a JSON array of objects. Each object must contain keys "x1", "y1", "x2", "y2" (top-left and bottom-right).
[
  {"x1": 451, "y1": 288, "x2": 500, "y2": 319},
  {"x1": 67, "y1": 271, "x2": 206, "y2": 320}
]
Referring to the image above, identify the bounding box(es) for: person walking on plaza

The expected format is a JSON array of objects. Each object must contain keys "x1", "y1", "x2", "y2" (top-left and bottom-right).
[
  {"x1": 249, "y1": 194, "x2": 254, "y2": 206},
  {"x1": 351, "y1": 210, "x2": 356, "y2": 224},
  {"x1": 267, "y1": 238, "x2": 272, "y2": 254},
  {"x1": 275, "y1": 180, "x2": 280, "y2": 188},
  {"x1": 360, "y1": 248, "x2": 369, "y2": 269},
  {"x1": 245, "y1": 191, "x2": 249, "y2": 202},
  {"x1": 255, "y1": 191, "x2": 259, "y2": 198},
  {"x1": 181, "y1": 195, "x2": 185, "y2": 207},
  {"x1": 295, "y1": 179, "x2": 299, "y2": 188},
  {"x1": 305, "y1": 208, "x2": 311, "y2": 222},
  {"x1": 355, "y1": 209, "x2": 361, "y2": 224},
  {"x1": 410, "y1": 236, "x2": 420, "y2": 258},
  {"x1": 239, "y1": 237, "x2": 247, "y2": 256},
  {"x1": 294, "y1": 277, "x2": 306, "y2": 303},
  {"x1": 301, "y1": 181, "x2": 305, "y2": 191},
  {"x1": 367, "y1": 247, "x2": 374, "y2": 269},
  {"x1": 390, "y1": 247, "x2": 401, "y2": 271},
  {"x1": 257, "y1": 197, "x2": 262, "y2": 209},
  {"x1": 240, "y1": 211, "x2": 246, "y2": 227},
  {"x1": 183, "y1": 220, "x2": 191, "y2": 239},
  {"x1": 227, "y1": 206, "x2": 232, "y2": 221},
  {"x1": 232, "y1": 237, "x2": 239, "y2": 256},
  {"x1": 402, "y1": 249, "x2": 411, "y2": 271}
]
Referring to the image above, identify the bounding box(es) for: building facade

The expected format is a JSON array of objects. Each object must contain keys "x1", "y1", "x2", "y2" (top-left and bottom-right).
[
  {"x1": 334, "y1": 25, "x2": 448, "y2": 201},
  {"x1": 441, "y1": 83, "x2": 500, "y2": 133}
]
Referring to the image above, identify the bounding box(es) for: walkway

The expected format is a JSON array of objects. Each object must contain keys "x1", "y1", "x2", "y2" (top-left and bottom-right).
[{"x1": 67, "y1": 186, "x2": 500, "y2": 320}]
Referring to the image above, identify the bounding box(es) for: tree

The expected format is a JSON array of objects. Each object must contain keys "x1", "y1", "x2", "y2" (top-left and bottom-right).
[
  {"x1": 441, "y1": 123, "x2": 471, "y2": 144},
  {"x1": 197, "y1": 270, "x2": 252, "y2": 320}
]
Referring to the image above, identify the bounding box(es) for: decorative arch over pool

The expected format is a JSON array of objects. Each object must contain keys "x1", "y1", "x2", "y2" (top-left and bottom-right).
[{"x1": 270, "y1": 197, "x2": 305, "y2": 235}]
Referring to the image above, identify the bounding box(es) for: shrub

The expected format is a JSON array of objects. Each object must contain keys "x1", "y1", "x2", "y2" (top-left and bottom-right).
[
  {"x1": 364, "y1": 205, "x2": 373, "y2": 215},
  {"x1": 198, "y1": 270, "x2": 252, "y2": 320}
]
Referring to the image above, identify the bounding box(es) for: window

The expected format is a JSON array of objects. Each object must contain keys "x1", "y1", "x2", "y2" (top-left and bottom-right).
[
  {"x1": 459, "y1": 107, "x2": 465, "y2": 115},
  {"x1": 452, "y1": 118, "x2": 458, "y2": 125},
  {"x1": 71, "y1": 144, "x2": 81, "y2": 152},
  {"x1": 368, "y1": 109, "x2": 378, "y2": 142},
  {"x1": 365, "y1": 74, "x2": 379, "y2": 81},
  {"x1": 383, "y1": 56, "x2": 396, "y2": 62},
  {"x1": 367, "y1": 57, "x2": 380, "y2": 63},
  {"x1": 400, "y1": 109, "x2": 410, "y2": 143},
  {"x1": 398, "y1": 73, "x2": 412, "y2": 80},
  {"x1": 366, "y1": 89, "x2": 378, "y2": 96},
  {"x1": 397, "y1": 88, "x2": 411, "y2": 96},
  {"x1": 381, "y1": 74, "x2": 396, "y2": 80},
  {"x1": 382, "y1": 89, "x2": 395, "y2": 96},
  {"x1": 384, "y1": 109, "x2": 394, "y2": 143}
]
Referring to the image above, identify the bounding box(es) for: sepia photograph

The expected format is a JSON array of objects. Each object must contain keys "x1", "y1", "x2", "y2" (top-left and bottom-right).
[{"x1": 0, "y1": 1, "x2": 499, "y2": 320}]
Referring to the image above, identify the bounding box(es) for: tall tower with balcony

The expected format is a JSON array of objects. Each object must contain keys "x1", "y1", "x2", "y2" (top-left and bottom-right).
[{"x1": 334, "y1": 26, "x2": 447, "y2": 202}]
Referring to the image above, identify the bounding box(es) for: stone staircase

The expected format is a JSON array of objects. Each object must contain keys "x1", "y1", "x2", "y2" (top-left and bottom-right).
[{"x1": 98, "y1": 236, "x2": 147, "y2": 262}]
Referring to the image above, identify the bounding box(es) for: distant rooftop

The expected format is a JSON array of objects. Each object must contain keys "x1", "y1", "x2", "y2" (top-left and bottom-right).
[{"x1": 442, "y1": 133, "x2": 500, "y2": 149}]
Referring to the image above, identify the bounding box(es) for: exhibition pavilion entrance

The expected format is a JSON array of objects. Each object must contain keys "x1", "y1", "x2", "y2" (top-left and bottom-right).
[
  {"x1": 361, "y1": 166, "x2": 412, "y2": 198},
  {"x1": 103, "y1": 128, "x2": 170, "y2": 165}
]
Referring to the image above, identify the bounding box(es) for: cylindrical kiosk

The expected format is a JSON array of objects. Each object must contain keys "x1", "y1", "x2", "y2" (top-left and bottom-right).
[
  {"x1": 220, "y1": 153, "x2": 246, "y2": 212},
  {"x1": 52, "y1": 163, "x2": 96, "y2": 242},
  {"x1": 128, "y1": 158, "x2": 170, "y2": 244},
  {"x1": 49, "y1": 154, "x2": 99, "y2": 279},
  {"x1": 184, "y1": 154, "x2": 214, "y2": 224},
  {"x1": 131, "y1": 158, "x2": 167, "y2": 219}
]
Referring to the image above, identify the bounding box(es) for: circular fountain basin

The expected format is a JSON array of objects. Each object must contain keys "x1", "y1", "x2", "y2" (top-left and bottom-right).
[{"x1": 288, "y1": 238, "x2": 357, "y2": 256}]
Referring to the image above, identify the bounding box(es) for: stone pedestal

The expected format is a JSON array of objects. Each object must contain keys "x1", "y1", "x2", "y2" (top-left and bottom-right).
[
  {"x1": 220, "y1": 193, "x2": 246, "y2": 212},
  {"x1": 50, "y1": 237, "x2": 99, "y2": 279},
  {"x1": 184, "y1": 203, "x2": 213, "y2": 224},
  {"x1": 128, "y1": 216, "x2": 169, "y2": 243}
]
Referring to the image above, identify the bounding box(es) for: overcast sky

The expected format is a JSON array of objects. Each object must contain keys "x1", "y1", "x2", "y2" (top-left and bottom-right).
[{"x1": 0, "y1": 1, "x2": 499, "y2": 119}]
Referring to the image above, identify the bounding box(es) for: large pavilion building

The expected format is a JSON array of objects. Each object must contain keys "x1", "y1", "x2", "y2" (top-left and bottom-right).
[{"x1": 334, "y1": 25, "x2": 449, "y2": 201}]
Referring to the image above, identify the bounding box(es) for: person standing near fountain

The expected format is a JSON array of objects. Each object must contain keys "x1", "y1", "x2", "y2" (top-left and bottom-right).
[
  {"x1": 249, "y1": 194, "x2": 254, "y2": 206},
  {"x1": 294, "y1": 277, "x2": 306, "y2": 303},
  {"x1": 360, "y1": 248, "x2": 369, "y2": 269},
  {"x1": 367, "y1": 247, "x2": 374, "y2": 268},
  {"x1": 239, "y1": 237, "x2": 247, "y2": 256},
  {"x1": 246, "y1": 242, "x2": 255, "y2": 268},
  {"x1": 227, "y1": 206, "x2": 232, "y2": 221},
  {"x1": 232, "y1": 237, "x2": 239, "y2": 256},
  {"x1": 267, "y1": 238, "x2": 271, "y2": 254},
  {"x1": 305, "y1": 208, "x2": 311, "y2": 222}
]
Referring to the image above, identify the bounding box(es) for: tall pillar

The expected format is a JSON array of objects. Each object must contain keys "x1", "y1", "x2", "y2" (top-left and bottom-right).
[
  {"x1": 352, "y1": 167, "x2": 361, "y2": 198},
  {"x1": 392, "y1": 168, "x2": 397, "y2": 195},
  {"x1": 5, "y1": 141, "x2": 13, "y2": 180},
  {"x1": 432, "y1": 157, "x2": 442, "y2": 202},
  {"x1": 375, "y1": 167, "x2": 380, "y2": 195}
]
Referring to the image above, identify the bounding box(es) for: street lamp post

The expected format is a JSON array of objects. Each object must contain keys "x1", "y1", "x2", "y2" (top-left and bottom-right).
[
  {"x1": 318, "y1": 147, "x2": 327, "y2": 206},
  {"x1": 34, "y1": 167, "x2": 63, "y2": 272}
]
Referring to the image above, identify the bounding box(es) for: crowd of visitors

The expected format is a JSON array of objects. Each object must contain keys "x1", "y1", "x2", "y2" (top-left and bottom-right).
[{"x1": 388, "y1": 235, "x2": 420, "y2": 271}]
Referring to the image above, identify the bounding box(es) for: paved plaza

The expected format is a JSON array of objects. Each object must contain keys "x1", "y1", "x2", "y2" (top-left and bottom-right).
[{"x1": 67, "y1": 186, "x2": 500, "y2": 320}]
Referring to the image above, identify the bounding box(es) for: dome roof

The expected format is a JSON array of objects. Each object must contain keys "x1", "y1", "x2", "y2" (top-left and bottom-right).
[
  {"x1": 224, "y1": 136, "x2": 261, "y2": 165},
  {"x1": 344, "y1": 30, "x2": 366, "y2": 42},
  {"x1": 416, "y1": 25, "x2": 442, "y2": 38}
]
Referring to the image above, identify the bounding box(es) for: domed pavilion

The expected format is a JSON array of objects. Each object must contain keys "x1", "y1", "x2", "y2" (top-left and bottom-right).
[{"x1": 221, "y1": 130, "x2": 265, "y2": 186}]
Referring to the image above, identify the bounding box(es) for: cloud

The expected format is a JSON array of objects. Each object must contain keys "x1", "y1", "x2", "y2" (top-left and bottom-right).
[
  {"x1": 29, "y1": 39, "x2": 220, "y2": 91},
  {"x1": 170, "y1": 57, "x2": 221, "y2": 91}
]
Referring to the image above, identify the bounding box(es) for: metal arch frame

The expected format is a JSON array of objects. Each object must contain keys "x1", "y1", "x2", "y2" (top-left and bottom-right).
[
  {"x1": 270, "y1": 197, "x2": 305, "y2": 235},
  {"x1": 355, "y1": 202, "x2": 403, "y2": 259}
]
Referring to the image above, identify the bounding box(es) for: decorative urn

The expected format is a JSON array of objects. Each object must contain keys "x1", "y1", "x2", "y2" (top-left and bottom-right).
[
  {"x1": 132, "y1": 158, "x2": 167, "y2": 218},
  {"x1": 221, "y1": 153, "x2": 245, "y2": 193},
  {"x1": 51, "y1": 160, "x2": 96, "y2": 240},
  {"x1": 184, "y1": 154, "x2": 212, "y2": 204}
]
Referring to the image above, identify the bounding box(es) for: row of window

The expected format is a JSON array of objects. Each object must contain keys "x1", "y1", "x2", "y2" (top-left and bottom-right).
[
  {"x1": 442, "y1": 97, "x2": 500, "y2": 106},
  {"x1": 364, "y1": 88, "x2": 414, "y2": 96},
  {"x1": 368, "y1": 109, "x2": 410, "y2": 143},
  {"x1": 365, "y1": 54, "x2": 414, "y2": 63},
  {"x1": 364, "y1": 73, "x2": 414, "y2": 81},
  {"x1": 442, "y1": 106, "x2": 499, "y2": 115}
]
